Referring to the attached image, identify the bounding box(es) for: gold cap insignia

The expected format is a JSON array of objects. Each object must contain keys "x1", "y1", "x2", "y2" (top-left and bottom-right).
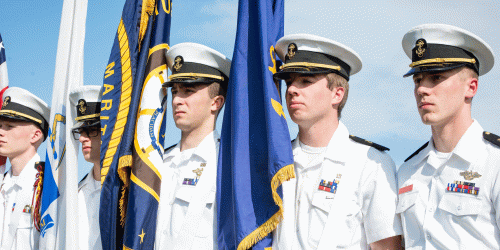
[
  {"x1": 460, "y1": 170, "x2": 482, "y2": 181},
  {"x1": 78, "y1": 99, "x2": 87, "y2": 115},
  {"x1": 415, "y1": 38, "x2": 427, "y2": 58},
  {"x1": 2, "y1": 96, "x2": 10, "y2": 108},
  {"x1": 286, "y1": 43, "x2": 297, "y2": 61},
  {"x1": 173, "y1": 56, "x2": 184, "y2": 72}
]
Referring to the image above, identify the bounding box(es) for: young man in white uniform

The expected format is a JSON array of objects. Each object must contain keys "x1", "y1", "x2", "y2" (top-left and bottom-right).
[
  {"x1": 69, "y1": 85, "x2": 103, "y2": 250},
  {"x1": 0, "y1": 87, "x2": 50, "y2": 249},
  {"x1": 397, "y1": 24, "x2": 500, "y2": 249},
  {"x1": 272, "y1": 34, "x2": 402, "y2": 250},
  {"x1": 154, "y1": 43, "x2": 230, "y2": 250}
]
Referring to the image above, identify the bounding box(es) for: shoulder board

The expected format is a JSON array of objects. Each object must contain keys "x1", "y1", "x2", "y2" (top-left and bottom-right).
[
  {"x1": 164, "y1": 143, "x2": 177, "y2": 152},
  {"x1": 404, "y1": 142, "x2": 429, "y2": 162},
  {"x1": 349, "y1": 135, "x2": 389, "y2": 152},
  {"x1": 34, "y1": 161, "x2": 45, "y2": 170},
  {"x1": 484, "y1": 131, "x2": 500, "y2": 147},
  {"x1": 79, "y1": 173, "x2": 89, "y2": 187}
]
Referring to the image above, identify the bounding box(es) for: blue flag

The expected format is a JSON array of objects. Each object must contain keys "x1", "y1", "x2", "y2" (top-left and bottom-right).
[
  {"x1": 216, "y1": 0, "x2": 295, "y2": 249},
  {"x1": 99, "y1": 0, "x2": 171, "y2": 249}
]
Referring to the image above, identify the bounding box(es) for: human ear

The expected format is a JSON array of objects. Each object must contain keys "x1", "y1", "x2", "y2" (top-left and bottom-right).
[{"x1": 211, "y1": 95, "x2": 225, "y2": 112}]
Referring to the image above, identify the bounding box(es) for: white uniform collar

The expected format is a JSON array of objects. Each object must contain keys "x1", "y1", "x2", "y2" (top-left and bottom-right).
[
  {"x1": 292, "y1": 121, "x2": 350, "y2": 163},
  {"x1": 412, "y1": 120, "x2": 484, "y2": 168},
  {"x1": 449, "y1": 120, "x2": 484, "y2": 164},
  {"x1": 6, "y1": 154, "x2": 40, "y2": 189},
  {"x1": 163, "y1": 130, "x2": 219, "y2": 162},
  {"x1": 79, "y1": 168, "x2": 101, "y2": 191}
]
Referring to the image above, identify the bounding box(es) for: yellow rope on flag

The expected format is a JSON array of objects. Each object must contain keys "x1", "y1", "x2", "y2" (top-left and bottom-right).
[{"x1": 237, "y1": 164, "x2": 296, "y2": 250}]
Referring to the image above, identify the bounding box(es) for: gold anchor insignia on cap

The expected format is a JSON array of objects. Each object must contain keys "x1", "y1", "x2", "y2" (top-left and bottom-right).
[
  {"x1": 78, "y1": 99, "x2": 87, "y2": 115},
  {"x1": 415, "y1": 39, "x2": 426, "y2": 58},
  {"x1": 287, "y1": 43, "x2": 297, "y2": 60},
  {"x1": 200, "y1": 162, "x2": 207, "y2": 167},
  {"x1": 2, "y1": 96, "x2": 10, "y2": 108},
  {"x1": 460, "y1": 170, "x2": 482, "y2": 181},
  {"x1": 173, "y1": 56, "x2": 183, "y2": 72}
]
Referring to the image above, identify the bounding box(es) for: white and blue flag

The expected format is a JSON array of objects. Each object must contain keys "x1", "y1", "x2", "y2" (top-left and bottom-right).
[{"x1": 38, "y1": 0, "x2": 87, "y2": 248}]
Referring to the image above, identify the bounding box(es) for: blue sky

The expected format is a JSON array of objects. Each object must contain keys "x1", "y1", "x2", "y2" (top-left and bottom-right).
[{"x1": 1, "y1": 0, "x2": 499, "y2": 179}]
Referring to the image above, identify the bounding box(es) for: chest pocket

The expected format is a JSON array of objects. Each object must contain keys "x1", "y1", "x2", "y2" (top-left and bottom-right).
[
  {"x1": 174, "y1": 186, "x2": 216, "y2": 238},
  {"x1": 438, "y1": 193, "x2": 482, "y2": 216},
  {"x1": 396, "y1": 191, "x2": 418, "y2": 214},
  {"x1": 16, "y1": 209, "x2": 34, "y2": 229}
]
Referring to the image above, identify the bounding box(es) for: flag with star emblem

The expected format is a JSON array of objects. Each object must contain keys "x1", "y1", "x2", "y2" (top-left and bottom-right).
[
  {"x1": 0, "y1": 33, "x2": 9, "y2": 168},
  {"x1": 99, "y1": 0, "x2": 171, "y2": 249},
  {"x1": 216, "y1": 0, "x2": 295, "y2": 249}
]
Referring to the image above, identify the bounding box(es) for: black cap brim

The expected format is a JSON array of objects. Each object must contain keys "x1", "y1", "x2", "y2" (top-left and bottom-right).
[
  {"x1": 403, "y1": 63, "x2": 468, "y2": 78},
  {"x1": 72, "y1": 119, "x2": 100, "y2": 130},
  {"x1": 273, "y1": 69, "x2": 346, "y2": 81}
]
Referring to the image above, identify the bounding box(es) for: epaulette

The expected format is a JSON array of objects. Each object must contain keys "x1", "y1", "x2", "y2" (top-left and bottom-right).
[
  {"x1": 404, "y1": 142, "x2": 429, "y2": 162},
  {"x1": 349, "y1": 135, "x2": 389, "y2": 152},
  {"x1": 164, "y1": 143, "x2": 177, "y2": 152},
  {"x1": 484, "y1": 131, "x2": 500, "y2": 147}
]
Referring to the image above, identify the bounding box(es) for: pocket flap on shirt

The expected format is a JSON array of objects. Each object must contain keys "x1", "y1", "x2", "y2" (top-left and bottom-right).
[
  {"x1": 438, "y1": 193, "x2": 482, "y2": 216},
  {"x1": 311, "y1": 191, "x2": 335, "y2": 213},
  {"x1": 17, "y1": 211, "x2": 34, "y2": 229},
  {"x1": 175, "y1": 186, "x2": 215, "y2": 204},
  {"x1": 396, "y1": 191, "x2": 418, "y2": 214}
]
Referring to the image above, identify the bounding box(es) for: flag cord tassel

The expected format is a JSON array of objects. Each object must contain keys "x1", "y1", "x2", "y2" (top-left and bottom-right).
[{"x1": 237, "y1": 164, "x2": 296, "y2": 250}]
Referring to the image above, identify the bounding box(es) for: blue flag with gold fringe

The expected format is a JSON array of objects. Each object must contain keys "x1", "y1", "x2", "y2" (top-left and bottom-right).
[
  {"x1": 99, "y1": 0, "x2": 171, "y2": 249},
  {"x1": 216, "y1": 0, "x2": 294, "y2": 249}
]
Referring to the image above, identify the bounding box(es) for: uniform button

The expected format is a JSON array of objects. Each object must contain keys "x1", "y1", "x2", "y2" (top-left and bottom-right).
[
  {"x1": 457, "y1": 205, "x2": 462, "y2": 211},
  {"x1": 428, "y1": 207, "x2": 433, "y2": 213},
  {"x1": 426, "y1": 234, "x2": 432, "y2": 240}
]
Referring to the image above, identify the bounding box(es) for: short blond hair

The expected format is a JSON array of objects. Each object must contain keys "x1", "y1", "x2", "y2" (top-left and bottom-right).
[{"x1": 326, "y1": 73, "x2": 349, "y2": 118}]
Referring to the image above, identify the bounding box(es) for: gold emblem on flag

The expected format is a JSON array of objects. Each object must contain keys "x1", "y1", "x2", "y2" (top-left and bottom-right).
[
  {"x1": 2, "y1": 96, "x2": 10, "y2": 108},
  {"x1": 173, "y1": 56, "x2": 183, "y2": 72},
  {"x1": 460, "y1": 170, "x2": 482, "y2": 180}
]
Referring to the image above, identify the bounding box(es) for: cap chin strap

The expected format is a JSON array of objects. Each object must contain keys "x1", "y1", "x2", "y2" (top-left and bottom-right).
[
  {"x1": 281, "y1": 62, "x2": 341, "y2": 71},
  {"x1": 410, "y1": 58, "x2": 476, "y2": 68}
]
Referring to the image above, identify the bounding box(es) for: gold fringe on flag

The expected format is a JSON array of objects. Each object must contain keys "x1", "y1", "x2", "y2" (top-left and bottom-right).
[
  {"x1": 117, "y1": 155, "x2": 133, "y2": 226},
  {"x1": 138, "y1": 0, "x2": 156, "y2": 51},
  {"x1": 237, "y1": 164, "x2": 296, "y2": 250}
]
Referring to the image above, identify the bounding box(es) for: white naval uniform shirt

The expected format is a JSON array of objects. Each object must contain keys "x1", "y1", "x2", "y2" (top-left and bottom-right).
[
  {"x1": 274, "y1": 122, "x2": 402, "y2": 250},
  {"x1": 397, "y1": 120, "x2": 500, "y2": 249},
  {"x1": 154, "y1": 131, "x2": 219, "y2": 250},
  {"x1": 0, "y1": 154, "x2": 40, "y2": 250},
  {"x1": 77, "y1": 169, "x2": 102, "y2": 250}
]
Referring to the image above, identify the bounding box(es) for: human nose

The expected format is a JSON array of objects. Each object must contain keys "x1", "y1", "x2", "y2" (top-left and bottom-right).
[{"x1": 287, "y1": 82, "x2": 299, "y2": 97}]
